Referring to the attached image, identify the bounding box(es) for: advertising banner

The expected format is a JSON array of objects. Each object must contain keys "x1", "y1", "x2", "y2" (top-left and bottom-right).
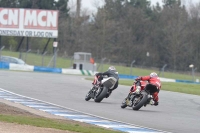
[{"x1": 0, "y1": 8, "x2": 58, "y2": 38}]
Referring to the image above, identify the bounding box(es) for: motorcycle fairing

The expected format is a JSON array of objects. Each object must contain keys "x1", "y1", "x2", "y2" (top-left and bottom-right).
[{"x1": 101, "y1": 77, "x2": 117, "y2": 90}]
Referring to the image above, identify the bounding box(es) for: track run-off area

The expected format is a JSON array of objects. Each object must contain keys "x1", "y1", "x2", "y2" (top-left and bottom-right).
[{"x1": 0, "y1": 70, "x2": 199, "y2": 133}]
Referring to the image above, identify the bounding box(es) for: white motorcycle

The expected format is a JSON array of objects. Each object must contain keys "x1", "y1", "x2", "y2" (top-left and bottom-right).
[{"x1": 85, "y1": 75, "x2": 117, "y2": 102}]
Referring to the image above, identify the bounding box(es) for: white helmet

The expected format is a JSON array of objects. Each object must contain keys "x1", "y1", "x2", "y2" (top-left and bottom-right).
[
  {"x1": 108, "y1": 66, "x2": 116, "y2": 71},
  {"x1": 150, "y1": 72, "x2": 158, "y2": 77}
]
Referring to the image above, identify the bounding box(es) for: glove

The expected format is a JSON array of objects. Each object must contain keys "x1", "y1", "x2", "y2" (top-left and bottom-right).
[
  {"x1": 95, "y1": 73, "x2": 101, "y2": 76},
  {"x1": 135, "y1": 77, "x2": 141, "y2": 81}
]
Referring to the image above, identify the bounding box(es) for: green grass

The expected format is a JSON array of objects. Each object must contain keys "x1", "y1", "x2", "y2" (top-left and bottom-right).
[
  {"x1": 1, "y1": 51, "x2": 72, "y2": 68},
  {"x1": 0, "y1": 114, "x2": 122, "y2": 133},
  {"x1": 86, "y1": 78, "x2": 200, "y2": 96},
  {"x1": 2, "y1": 50, "x2": 200, "y2": 81},
  {"x1": 161, "y1": 82, "x2": 200, "y2": 95},
  {"x1": 120, "y1": 79, "x2": 200, "y2": 96},
  {"x1": 109, "y1": 65, "x2": 199, "y2": 81}
]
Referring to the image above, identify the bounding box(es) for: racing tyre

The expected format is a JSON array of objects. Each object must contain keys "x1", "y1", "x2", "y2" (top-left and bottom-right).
[
  {"x1": 132, "y1": 91, "x2": 148, "y2": 110},
  {"x1": 121, "y1": 98, "x2": 127, "y2": 108},
  {"x1": 94, "y1": 87, "x2": 108, "y2": 102},
  {"x1": 85, "y1": 90, "x2": 92, "y2": 101}
]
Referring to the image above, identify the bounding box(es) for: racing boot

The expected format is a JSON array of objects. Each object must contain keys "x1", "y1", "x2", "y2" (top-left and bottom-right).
[
  {"x1": 149, "y1": 99, "x2": 155, "y2": 105},
  {"x1": 154, "y1": 101, "x2": 159, "y2": 106},
  {"x1": 149, "y1": 99, "x2": 159, "y2": 106}
]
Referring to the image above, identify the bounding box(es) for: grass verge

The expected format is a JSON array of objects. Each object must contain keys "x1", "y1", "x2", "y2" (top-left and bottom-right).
[
  {"x1": 2, "y1": 50, "x2": 200, "y2": 81},
  {"x1": 120, "y1": 80, "x2": 200, "y2": 96},
  {"x1": 86, "y1": 78, "x2": 200, "y2": 96},
  {"x1": 0, "y1": 114, "x2": 122, "y2": 133}
]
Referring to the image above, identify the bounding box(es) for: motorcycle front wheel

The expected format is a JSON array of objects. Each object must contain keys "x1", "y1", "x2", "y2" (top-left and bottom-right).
[
  {"x1": 85, "y1": 90, "x2": 92, "y2": 101},
  {"x1": 121, "y1": 98, "x2": 127, "y2": 108},
  {"x1": 132, "y1": 91, "x2": 148, "y2": 110}
]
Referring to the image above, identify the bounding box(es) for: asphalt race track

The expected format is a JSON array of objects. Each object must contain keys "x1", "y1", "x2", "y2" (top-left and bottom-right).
[{"x1": 0, "y1": 70, "x2": 199, "y2": 133}]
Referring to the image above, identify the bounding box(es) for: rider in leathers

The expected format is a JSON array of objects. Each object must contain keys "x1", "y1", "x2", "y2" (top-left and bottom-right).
[
  {"x1": 95, "y1": 66, "x2": 119, "y2": 97},
  {"x1": 135, "y1": 72, "x2": 161, "y2": 106}
]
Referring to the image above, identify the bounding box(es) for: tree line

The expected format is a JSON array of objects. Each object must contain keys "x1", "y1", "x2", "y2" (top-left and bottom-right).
[{"x1": 0, "y1": 0, "x2": 200, "y2": 72}]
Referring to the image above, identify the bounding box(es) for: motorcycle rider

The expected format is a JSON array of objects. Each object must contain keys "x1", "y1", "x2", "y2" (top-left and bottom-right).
[
  {"x1": 135, "y1": 72, "x2": 161, "y2": 106},
  {"x1": 94, "y1": 66, "x2": 119, "y2": 98}
]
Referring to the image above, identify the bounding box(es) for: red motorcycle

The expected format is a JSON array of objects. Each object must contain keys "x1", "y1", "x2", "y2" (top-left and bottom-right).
[{"x1": 121, "y1": 79, "x2": 158, "y2": 110}]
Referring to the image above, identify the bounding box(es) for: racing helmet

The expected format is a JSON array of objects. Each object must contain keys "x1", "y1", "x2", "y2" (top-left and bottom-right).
[
  {"x1": 108, "y1": 66, "x2": 116, "y2": 71},
  {"x1": 150, "y1": 72, "x2": 158, "y2": 77}
]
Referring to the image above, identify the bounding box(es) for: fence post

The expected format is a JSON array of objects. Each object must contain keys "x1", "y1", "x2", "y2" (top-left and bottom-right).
[
  {"x1": 130, "y1": 60, "x2": 135, "y2": 76},
  {"x1": 53, "y1": 38, "x2": 58, "y2": 68}
]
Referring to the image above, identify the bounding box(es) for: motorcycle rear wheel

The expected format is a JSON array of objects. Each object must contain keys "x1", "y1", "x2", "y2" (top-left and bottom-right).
[{"x1": 94, "y1": 87, "x2": 108, "y2": 102}]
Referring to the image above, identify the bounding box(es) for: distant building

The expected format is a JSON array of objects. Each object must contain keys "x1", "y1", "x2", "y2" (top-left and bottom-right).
[{"x1": 73, "y1": 52, "x2": 96, "y2": 71}]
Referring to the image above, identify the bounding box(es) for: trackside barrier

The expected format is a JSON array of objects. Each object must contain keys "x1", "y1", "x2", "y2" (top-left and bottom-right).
[
  {"x1": 0, "y1": 62, "x2": 199, "y2": 83},
  {"x1": 0, "y1": 62, "x2": 94, "y2": 76},
  {"x1": 34, "y1": 66, "x2": 62, "y2": 73},
  {"x1": 175, "y1": 79, "x2": 200, "y2": 84},
  {"x1": 160, "y1": 77, "x2": 176, "y2": 82},
  {"x1": 0, "y1": 62, "x2": 9, "y2": 69},
  {"x1": 118, "y1": 74, "x2": 138, "y2": 80},
  {"x1": 62, "y1": 69, "x2": 94, "y2": 76},
  {"x1": 10, "y1": 64, "x2": 34, "y2": 71},
  {"x1": 119, "y1": 74, "x2": 200, "y2": 84},
  {"x1": 118, "y1": 74, "x2": 176, "y2": 82}
]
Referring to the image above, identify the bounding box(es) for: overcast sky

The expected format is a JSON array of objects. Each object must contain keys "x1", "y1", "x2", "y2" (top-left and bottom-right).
[{"x1": 68, "y1": 0, "x2": 200, "y2": 14}]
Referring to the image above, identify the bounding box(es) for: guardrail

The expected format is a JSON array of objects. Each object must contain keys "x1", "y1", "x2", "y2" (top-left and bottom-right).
[
  {"x1": 0, "y1": 62, "x2": 94, "y2": 76},
  {"x1": 118, "y1": 74, "x2": 200, "y2": 84},
  {"x1": 118, "y1": 74, "x2": 177, "y2": 83},
  {"x1": 0, "y1": 62, "x2": 199, "y2": 84}
]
